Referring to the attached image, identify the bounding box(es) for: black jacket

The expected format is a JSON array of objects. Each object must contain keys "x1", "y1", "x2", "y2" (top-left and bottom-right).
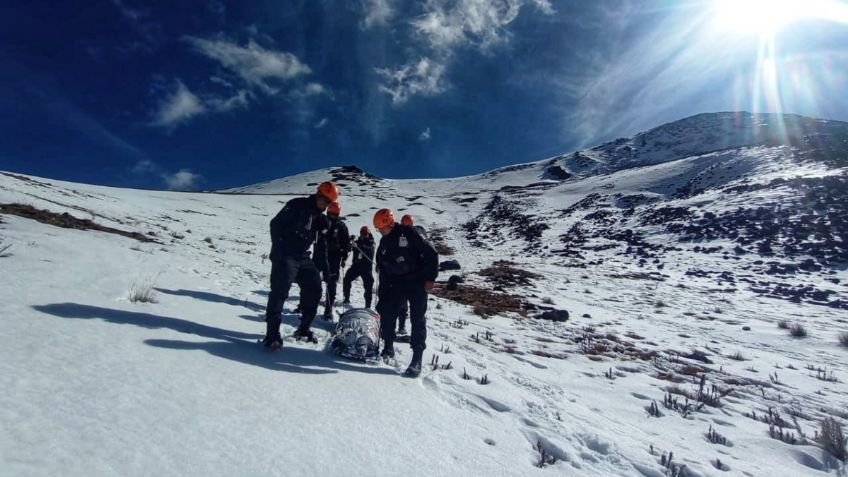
[
  {"x1": 376, "y1": 223, "x2": 438, "y2": 283},
  {"x1": 315, "y1": 217, "x2": 350, "y2": 259},
  {"x1": 269, "y1": 195, "x2": 329, "y2": 271},
  {"x1": 351, "y1": 234, "x2": 375, "y2": 269}
]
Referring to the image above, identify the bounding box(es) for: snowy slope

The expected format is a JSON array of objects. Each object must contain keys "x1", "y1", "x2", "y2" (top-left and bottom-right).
[{"x1": 1, "y1": 112, "x2": 847, "y2": 476}]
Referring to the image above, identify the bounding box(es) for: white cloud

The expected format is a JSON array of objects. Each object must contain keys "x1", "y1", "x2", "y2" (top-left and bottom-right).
[
  {"x1": 131, "y1": 159, "x2": 158, "y2": 174},
  {"x1": 376, "y1": 0, "x2": 553, "y2": 104},
  {"x1": 208, "y1": 89, "x2": 251, "y2": 112},
  {"x1": 150, "y1": 81, "x2": 206, "y2": 129},
  {"x1": 184, "y1": 37, "x2": 311, "y2": 94},
  {"x1": 111, "y1": 0, "x2": 142, "y2": 22},
  {"x1": 362, "y1": 0, "x2": 395, "y2": 29},
  {"x1": 419, "y1": 127, "x2": 431, "y2": 141},
  {"x1": 314, "y1": 118, "x2": 329, "y2": 129},
  {"x1": 412, "y1": 0, "x2": 552, "y2": 53},
  {"x1": 304, "y1": 82, "x2": 327, "y2": 96},
  {"x1": 376, "y1": 57, "x2": 448, "y2": 104},
  {"x1": 130, "y1": 160, "x2": 204, "y2": 191},
  {"x1": 162, "y1": 169, "x2": 203, "y2": 190},
  {"x1": 288, "y1": 82, "x2": 331, "y2": 100},
  {"x1": 530, "y1": 0, "x2": 555, "y2": 15}
]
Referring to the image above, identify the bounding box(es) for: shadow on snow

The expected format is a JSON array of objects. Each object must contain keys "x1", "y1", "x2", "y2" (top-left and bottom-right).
[
  {"x1": 32, "y1": 303, "x2": 394, "y2": 376},
  {"x1": 155, "y1": 287, "x2": 266, "y2": 312}
]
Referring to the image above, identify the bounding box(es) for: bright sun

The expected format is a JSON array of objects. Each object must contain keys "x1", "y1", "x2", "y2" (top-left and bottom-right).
[{"x1": 713, "y1": 0, "x2": 848, "y2": 37}]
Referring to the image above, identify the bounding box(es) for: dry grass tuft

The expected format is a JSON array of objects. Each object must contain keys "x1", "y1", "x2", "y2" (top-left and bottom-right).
[{"x1": 128, "y1": 279, "x2": 158, "y2": 303}]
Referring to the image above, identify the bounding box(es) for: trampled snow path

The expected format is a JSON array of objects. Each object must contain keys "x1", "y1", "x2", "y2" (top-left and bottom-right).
[{"x1": 3, "y1": 112, "x2": 848, "y2": 476}]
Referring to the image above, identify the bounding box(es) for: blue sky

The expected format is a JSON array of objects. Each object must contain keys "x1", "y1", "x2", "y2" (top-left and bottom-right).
[{"x1": 2, "y1": 0, "x2": 847, "y2": 190}]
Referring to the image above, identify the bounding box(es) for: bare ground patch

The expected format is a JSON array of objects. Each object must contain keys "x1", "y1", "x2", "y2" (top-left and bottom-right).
[
  {"x1": 478, "y1": 260, "x2": 542, "y2": 288},
  {"x1": 0, "y1": 203, "x2": 158, "y2": 243}
]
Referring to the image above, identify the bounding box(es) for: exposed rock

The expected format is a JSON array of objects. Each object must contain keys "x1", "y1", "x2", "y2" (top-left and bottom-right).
[
  {"x1": 439, "y1": 260, "x2": 461, "y2": 271},
  {"x1": 537, "y1": 309, "x2": 569, "y2": 322}
]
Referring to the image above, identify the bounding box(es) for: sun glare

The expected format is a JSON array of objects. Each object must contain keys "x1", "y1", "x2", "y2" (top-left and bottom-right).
[
  {"x1": 713, "y1": 0, "x2": 848, "y2": 37},
  {"x1": 714, "y1": 0, "x2": 798, "y2": 35}
]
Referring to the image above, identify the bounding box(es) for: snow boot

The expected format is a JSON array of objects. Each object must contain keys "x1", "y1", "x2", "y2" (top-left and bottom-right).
[
  {"x1": 261, "y1": 319, "x2": 283, "y2": 350},
  {"x1": 293, "y1": 327, "x2": 318, "y2": 344},
  {"x1": 380, "y1": 342, "x2": 395, "y2": 363},
  {"x1": 403, "y1": 349, "x2": 424, "y2": 378},
  {"x1": 323, "y1": 306, "x2": 334, "y2": 322}
]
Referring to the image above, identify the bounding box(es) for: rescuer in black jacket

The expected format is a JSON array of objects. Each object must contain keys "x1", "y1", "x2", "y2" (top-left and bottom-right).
[
  {"x1": 313, "y1": 201, "x2": 350, "y2": 320},
  {"x1": 373, "y1": 208, "x2": 438, "y2": 377},
  {"x1": 262, "y1": 181, "x2": 339, "y2": 349},
  {"x1": 343, "y1": 226, "x2": 376, "y2": 308}
]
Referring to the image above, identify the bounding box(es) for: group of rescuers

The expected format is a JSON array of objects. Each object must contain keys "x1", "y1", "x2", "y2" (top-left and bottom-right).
[{"x1": 261, "y1": 181, "x2": 438, "y2": 378}]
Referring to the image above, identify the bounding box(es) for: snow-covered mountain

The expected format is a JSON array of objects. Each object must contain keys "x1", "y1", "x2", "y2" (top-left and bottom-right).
[{"x1": 1, "y1": 112, "x2": 846, "y2": 476}]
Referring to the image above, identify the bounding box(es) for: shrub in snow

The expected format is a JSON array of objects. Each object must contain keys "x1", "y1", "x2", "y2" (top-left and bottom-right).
[
  {"x1": 0, "y1": 238, "x2": 11, "y2": 257},
  {"x1": 839, "y1": 333, "x2": 848, "y2": 347},
  {"x1": 706, "y1": 426, "x2": 728, "y2": 445},
  {"x1": 817, "y1": 417, "x2": 846, "y2": 461},
  {"x1": 777, "y1": 320, "x2": 789, "y2": 329},
  {"x1": 789, "y1": 323, "x2": 807, "y2": 337}
]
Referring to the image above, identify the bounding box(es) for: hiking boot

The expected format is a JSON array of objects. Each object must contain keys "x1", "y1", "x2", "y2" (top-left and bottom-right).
[
  {"x1": 262, "y1": 319, "x2": 283, "y2": 350},
  {"x1": 397, "y1": 325, "x2": 407, "y2": 336},
  {"x1": 403, "y1": 361, "x2": 422, "y2": 378},
  {"x1": 403, "y1": 349, "x2": 424, "y2": 378},
  {"x1": 342, "y1": 298, "x2": 351, "y2": 305},
  {"x1": 380, "y1": 343, "x2": 395, "y2": 363},
  {"x1": 323, "y1": 308, "x2": 334, "y2": 322},
  {"x1": 261, "y1": 335, "x2": 283, "y2": 350},
  {"x1": 293, "y1": 328, "x2": 317, "y2": 343}
]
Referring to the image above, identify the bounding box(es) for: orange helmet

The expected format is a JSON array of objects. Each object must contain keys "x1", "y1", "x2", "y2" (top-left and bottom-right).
[
  {"x1": 373, "y1": 208, "x2": 395, "y2": 229},
  {"x1": 327, "y1": 202, "x2": 341, "y2": 215},
  {"x1": 401, "y1": 214, "x2": 414, "y2": 226},
  {"x1": 317, "y1": 181, "x2": 339, "y2": 202},
  {"x1": 360, "y1": 225, "x2": 370, "y2": 235}
]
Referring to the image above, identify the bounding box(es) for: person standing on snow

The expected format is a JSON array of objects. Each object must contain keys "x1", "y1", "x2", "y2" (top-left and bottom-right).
[
  {"x1": 373, "y1": 209, "x2": 438, "y2": 377},
  {"x1": 396, "y1": 214, "x2": 421, "y2": 337},
  {"x1": 314, "y1": 201, "x2": 350, "y2": 320},
  {"x1": 342, "y1": 225, "x2": 376, "y2": 308},
  {"x1": 262, "y1": 181, "x2": 339, "y2": 349}
]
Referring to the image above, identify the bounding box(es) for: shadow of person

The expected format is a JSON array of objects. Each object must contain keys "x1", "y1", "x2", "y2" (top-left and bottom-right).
[
  {"x1": 155, "y1": 288, "x2": 265, "y2": 311},
  {"x1": 144, "y1": 339, "x2": 340, "y2": 374},
  {"x1": 32, "y1": 303, "x2": 396, "y2": 376},
  {"x1": 145, "y1": 338, "x2": 396, "y2": 376},
  {"x1": 33, "y1": 303, "x2": 254, "y2": 340}
]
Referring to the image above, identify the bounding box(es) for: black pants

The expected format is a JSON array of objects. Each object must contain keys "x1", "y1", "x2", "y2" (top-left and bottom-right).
[
  {"x1": 376, "y1": 280, "x2": 428, "y2": 351},
  {"x1": 398, "y1": 301, "x2": 409, "y2": 330},
  {"x1": 325, "y1": 251, "x2": 344, "y2": 308},
  {"x1": 266, "y1": 255, "x2": 322, "y2": 332},
  {"x1": 343, "y1": 264, "x2": 374, "y2": 308}
]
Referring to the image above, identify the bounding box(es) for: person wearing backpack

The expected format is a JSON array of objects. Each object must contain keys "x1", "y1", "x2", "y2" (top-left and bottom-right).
[{"x1": 373, "y1": 209, "x2": 438, "y2": 377}]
